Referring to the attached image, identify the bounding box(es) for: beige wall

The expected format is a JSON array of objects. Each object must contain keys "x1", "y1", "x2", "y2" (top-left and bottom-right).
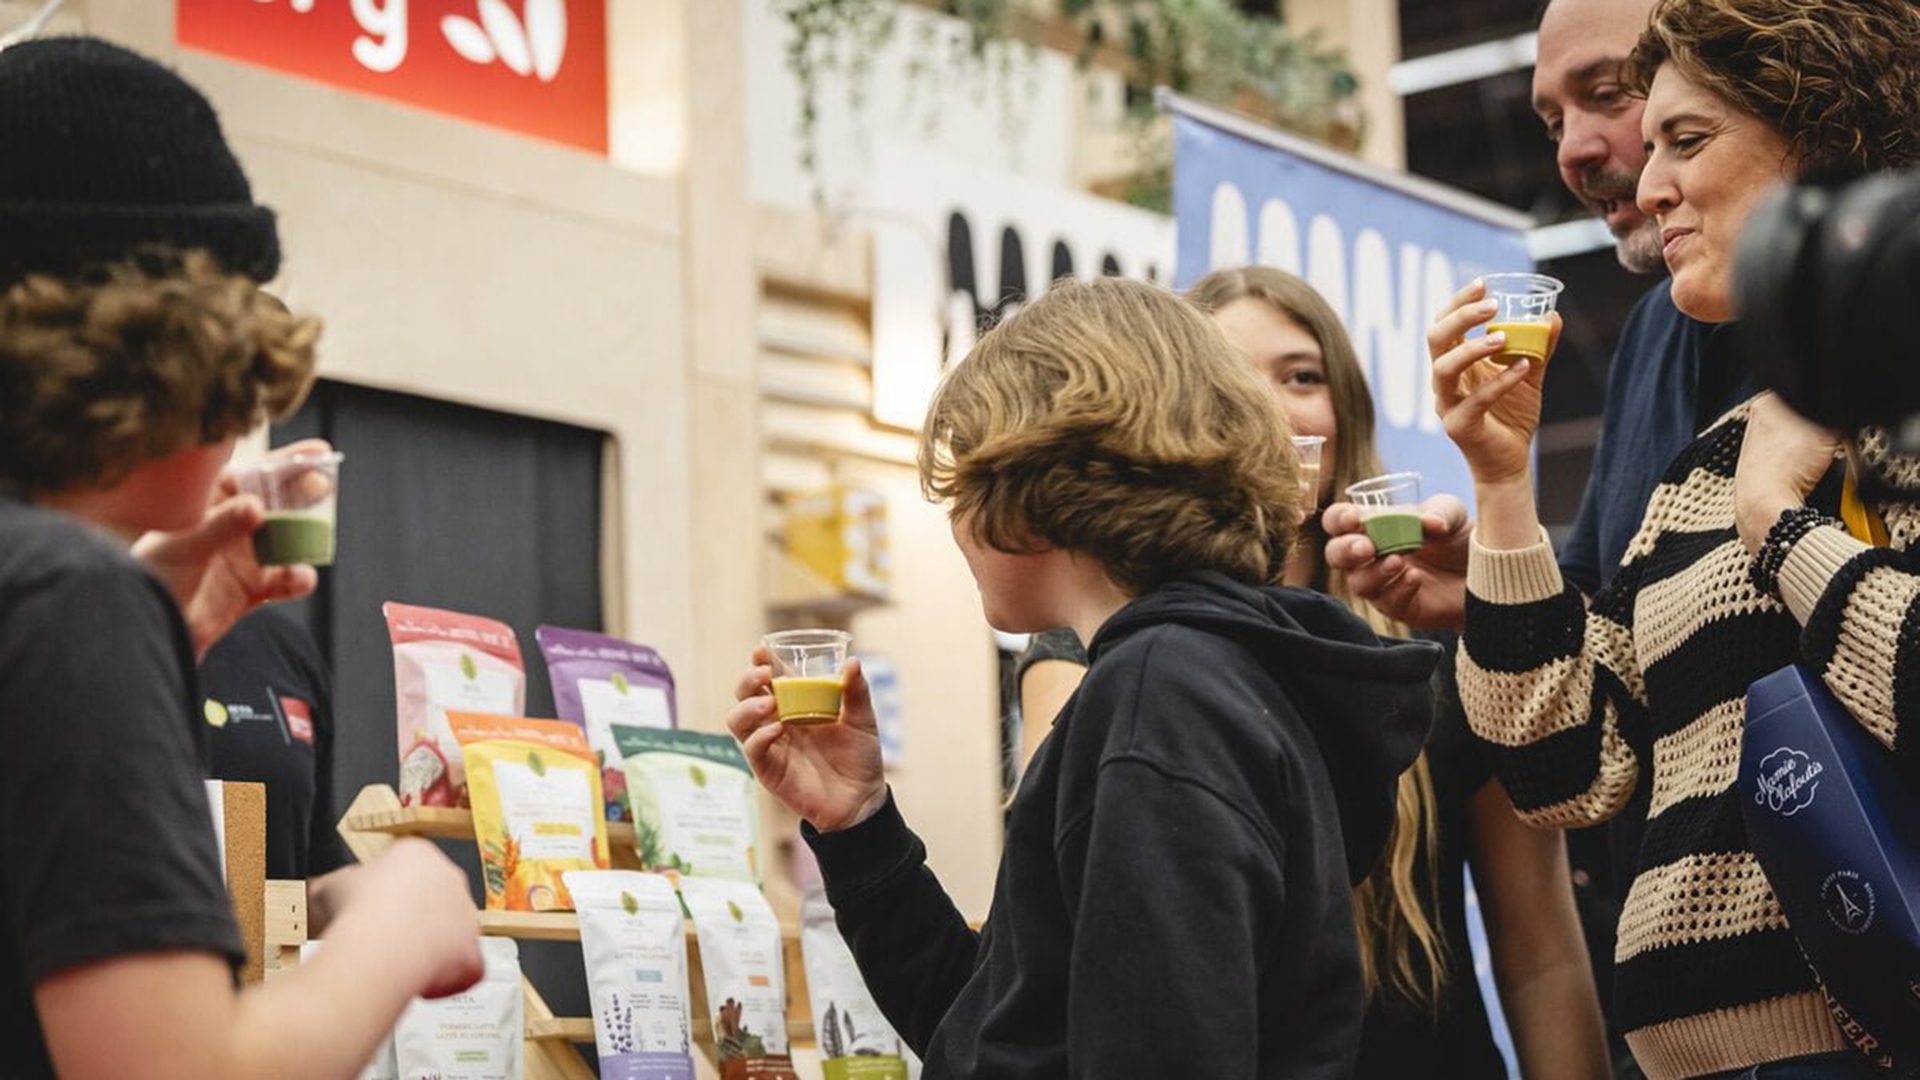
[{"x1": 61, "y1": 1, "x2": 722, "y2": 718}]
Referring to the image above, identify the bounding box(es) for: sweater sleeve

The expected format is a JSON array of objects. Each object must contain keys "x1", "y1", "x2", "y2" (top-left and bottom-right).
[
  {"x1": 1777, "y1": 524, "x2": 1920, "y2": 780},
  {"x1": 1457, "y1": 530, "x2": 1648, "y2": 827},
  {"x1": 1056, "y1": 757, "x2": 1287, "y2": 1080},
  {"x1": 802, "y1": 791, "x2": 980, "y2": 1054}
]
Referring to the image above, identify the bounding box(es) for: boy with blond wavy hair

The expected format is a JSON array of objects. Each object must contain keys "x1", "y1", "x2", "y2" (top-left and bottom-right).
[{"x1": 729, "y1": 277, "x2": 1442, "y2": 1079}]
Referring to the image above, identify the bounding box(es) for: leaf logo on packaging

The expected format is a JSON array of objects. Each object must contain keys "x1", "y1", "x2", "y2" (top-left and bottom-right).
[
  {"x1": 620, "y1": 890, "x2": 639, "y2": 916},
  {"x1": 727, "y1": 899, "x2": 745, "y2": 924},
  {"x1": 528, "y1": 751, "x2": 547, "y2": 777},
  {"x1": 1753, "y1": 746, "x2": 1822, "y2": 816},
  {"x1": 612, "y1": 671, "x2": 631, "y2": 695},
  {"x1": 689, "y1": 764, "x2": 708, "y2": 789},
  {"x1": 461, "y1": 652, "x2": 480, "y2": 681}
]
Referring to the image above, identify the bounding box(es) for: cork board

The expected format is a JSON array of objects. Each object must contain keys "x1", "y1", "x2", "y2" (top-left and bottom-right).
[{"x1": 219, "y1": 781, "x2": 268, "y2": 984}]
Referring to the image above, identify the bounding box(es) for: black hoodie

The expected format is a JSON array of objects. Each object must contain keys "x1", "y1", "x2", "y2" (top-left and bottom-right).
[{"x1": 805, "y1": 572, "x2": 1440, "y2": 1079}]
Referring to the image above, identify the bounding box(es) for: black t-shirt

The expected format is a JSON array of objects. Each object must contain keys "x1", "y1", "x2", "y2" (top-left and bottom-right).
[
  {"x1": 0, "y1": 496, "x2": 245, "y2": 1079},
  {"x1": 201, "y1": 608, "x2": 352, "y2": 880}
]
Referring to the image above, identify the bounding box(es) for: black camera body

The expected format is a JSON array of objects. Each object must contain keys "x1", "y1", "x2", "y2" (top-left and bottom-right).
[{"x1": 1736, "y1": 169, "x2": 1920, "y2": 455}]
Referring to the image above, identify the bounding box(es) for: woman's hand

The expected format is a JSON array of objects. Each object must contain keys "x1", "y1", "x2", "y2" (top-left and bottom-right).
[
  {"x1": 1321, "y1": 494, "x2": 1473, "y2": 631},
  {"x1": 726, "y1": 648, "x2": 888, "y2": 833},
  {"x1": 1735, "y1": 393, "x2": 1844, "y2": 554},
  {"x1": 1430, "y1": 282, "x2": 1558, "y2": 487}
]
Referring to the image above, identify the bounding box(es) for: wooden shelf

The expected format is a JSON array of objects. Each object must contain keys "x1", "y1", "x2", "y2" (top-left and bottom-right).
[
  {"x1": 479, "y1": 910, "x2": 585, "y2": 940},
  {"x1": 528, "y1": 1017, "x2": 594, "y2": 1043},
  {"x1": 344, "y1": 790, "x2": 638, "y2": 848}
]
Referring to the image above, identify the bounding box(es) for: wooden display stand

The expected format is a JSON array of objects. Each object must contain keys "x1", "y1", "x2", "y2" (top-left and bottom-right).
[{"x1": 338, "y1": 784, "x2": 822, "y2": 1080}]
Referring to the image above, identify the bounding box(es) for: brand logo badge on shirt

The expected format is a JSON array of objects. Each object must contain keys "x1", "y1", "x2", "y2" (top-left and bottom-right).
[
  {"x1": 1754, "y1": 745, "x2": 1822, "y2": 816},
  {"x1": 1822, "y1": 870, "x2": 1876, "y2": 935},
  {"x1": 280, "y1": 697, "x2": 315, "y2": 745},
  {"x1": 203, "y1": 699, "x2": 230, "y2": 728}
]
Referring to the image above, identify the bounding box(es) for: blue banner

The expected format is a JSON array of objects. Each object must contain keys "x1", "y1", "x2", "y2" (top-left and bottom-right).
[{"x1": 1171, "y1": 97, "x2": 1533, "y2": 506}]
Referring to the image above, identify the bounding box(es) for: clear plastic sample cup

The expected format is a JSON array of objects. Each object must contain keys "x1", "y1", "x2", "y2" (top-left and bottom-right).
[
  {"x1": 1480, "y1": 273, "x2": 1565, "y2": 367},
  {"x1": 762, "y1": 629, "x2": 852, "y2": 725},
  {"x1": 1291, "y1": 435, "x2": 1327, "y2": 508},
  {"x1": 229, "y1": 450, "x2": 343, "y2": 567},
  {"x1": 1346, "y1": 471, "x2": 1425, "y2": 557}
]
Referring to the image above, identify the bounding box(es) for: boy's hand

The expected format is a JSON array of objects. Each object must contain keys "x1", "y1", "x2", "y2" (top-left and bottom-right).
[
  {"x1": 1322, "y1": 495, "x2": 1472, "y2": 631},
  {"x1": 726, "y1": 648, "x2": 888, "y2": 833},
  {"x1": 346, "y1": 838, "x2": 484, "y2": 1000},
  {"x1": 134, "y1": 438, "x2": 335, "y2": 658}
]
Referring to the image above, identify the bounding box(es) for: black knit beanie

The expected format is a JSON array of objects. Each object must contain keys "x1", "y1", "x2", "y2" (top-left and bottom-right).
[{"x1": 0, "y1": 36, "x2": 280, "y2": 288}]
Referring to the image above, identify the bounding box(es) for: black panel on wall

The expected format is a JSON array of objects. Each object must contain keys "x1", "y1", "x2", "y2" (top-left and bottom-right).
[{"x1": 273, "y1": 378, "x2": 606, "y2": 1020}]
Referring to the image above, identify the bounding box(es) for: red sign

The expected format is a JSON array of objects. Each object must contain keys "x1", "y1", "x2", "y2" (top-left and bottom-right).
[{"x1": 177, "y1": 0, "x2": 607, "y2": 155}]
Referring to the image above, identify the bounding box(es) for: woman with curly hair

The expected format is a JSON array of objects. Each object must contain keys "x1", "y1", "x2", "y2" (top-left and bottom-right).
[
  {"x1": 727, "y1": 276, "x2": 1445, "y2": 1078},
  {"x1": 1429, "y1": 0, "x2": 1920, "y2": 1076},
  {"x1": 0, "y1": 37, "x2": 483, "y2": 1080}
]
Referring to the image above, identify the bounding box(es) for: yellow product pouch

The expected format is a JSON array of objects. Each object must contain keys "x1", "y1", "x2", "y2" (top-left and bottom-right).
[{"x1": 450, "y1": 712, "x2": 610, "y2": 911}]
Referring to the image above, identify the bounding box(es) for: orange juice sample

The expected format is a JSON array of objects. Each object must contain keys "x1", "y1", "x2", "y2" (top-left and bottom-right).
[
  {"x1": 1488, "y1": 321, "x2": 1552, "y2": 365},
  {"x1": 773, "y1": 676, "x2": 843, "y2": 724}
]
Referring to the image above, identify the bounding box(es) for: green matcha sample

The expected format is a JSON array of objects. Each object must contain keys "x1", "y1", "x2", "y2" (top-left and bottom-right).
[
  {"x1": 253, "y1": 510, "x2": 336, "y2": 566},
  {"x1": 1363, "y1": 511, "x2": 1424, "y2": 556}
]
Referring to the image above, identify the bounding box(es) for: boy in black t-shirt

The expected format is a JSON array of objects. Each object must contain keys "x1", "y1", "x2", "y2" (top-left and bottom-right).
[{"x1": 0, "y1": 37, "x2": 481, "y2": 1080}]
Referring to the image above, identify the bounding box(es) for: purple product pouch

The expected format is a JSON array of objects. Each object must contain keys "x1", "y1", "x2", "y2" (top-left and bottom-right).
[
  {"x1": 1743, "y1": 665, "x2": 1920, "y2": 1076},
  {"x1": 536, "y1": 626, "x2": 678, "y2": 822}
]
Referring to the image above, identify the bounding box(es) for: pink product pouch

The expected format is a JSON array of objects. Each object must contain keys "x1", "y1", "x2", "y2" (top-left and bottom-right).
[
  {"x1": 535, "y1": 625, "x2": 677, "y2": 822},
  {"x1": 384, "y1": 602, "x2": 525, "y2": 807}
]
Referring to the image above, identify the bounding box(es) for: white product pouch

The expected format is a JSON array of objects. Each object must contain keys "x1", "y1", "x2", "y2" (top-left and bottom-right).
[
  {"x1": 299, "y1": 942, "x2": 398, "y2": 1080},
  {"x1": 564, "y1": 870, "x2": 696, "y2": 1080},
  {"x1": 800, "y1": 892, "x2": 912, "y2": 1080},
  {"x1": 678, "y1": 877, "x2": 797, "y2": 1080},
  {"x1": 394, "y1": 936, "x2": 523, "y2": 1080}
]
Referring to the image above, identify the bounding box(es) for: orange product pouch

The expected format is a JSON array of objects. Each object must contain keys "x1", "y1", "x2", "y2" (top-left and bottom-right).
[{"x1": 450, "y1": 712, "x2": 610, "y2": 911}]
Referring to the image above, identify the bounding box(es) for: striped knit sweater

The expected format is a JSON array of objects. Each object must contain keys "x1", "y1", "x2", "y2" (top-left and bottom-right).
[{"x1": 1457, "y1": 401, "x2": 1920, "y2": 1080}]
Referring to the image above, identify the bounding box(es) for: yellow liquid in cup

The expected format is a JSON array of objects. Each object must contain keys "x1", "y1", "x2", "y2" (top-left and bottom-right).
[
  {"x1": 772, "y1": 676, "x2": 843, "y2": 725},
  {"x1": 1487, "y1": 321, "x2": 1552, "y2": 366}
]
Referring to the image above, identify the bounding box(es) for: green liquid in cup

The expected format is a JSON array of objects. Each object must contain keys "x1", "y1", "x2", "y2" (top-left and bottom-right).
[
  {"x1": 253, "y1": 510, "x2": 336, "y2": 566},
  {"x1": 1364, "y1": 511, "x2": 1424, "y2": 556}
]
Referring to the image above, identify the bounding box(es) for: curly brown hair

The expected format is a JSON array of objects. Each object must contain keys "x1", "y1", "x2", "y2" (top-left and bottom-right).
[
  {"x1": 0, "y1": 248, "x2": 319, "y2": 493},
  {"x1": 918, "y1": 276, "x2": 1301, "y2": 595},
  {"x1": 1622, "y1": 0, "x2": 1920, "y2": 177}
]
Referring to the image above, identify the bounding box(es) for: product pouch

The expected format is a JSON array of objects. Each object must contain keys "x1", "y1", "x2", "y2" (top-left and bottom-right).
[
  {"x1": 535, "y1": 626, "x2": 678, "y2": 822},
  {"x1": 801, "y1": 892, "x2": 911, "y2": 1080},
  {"x1": 384, "y1": 602, "x2": 525, "y2": 807},
  {"x1": 393, "y1": 936, "x2": 523, "y2": 1080},
  {"x1": 616, "y1": 726, "x2": 760, "y2": 883},
  {"x1": 564, "y1": 870, "x2": 696, "y2": 1080},
  {"x1": 300, "y1": 942, "x2": 398, "y2": 1080},
  {"x1": 678, "y1": 877, "x2": 798, "y2": 1080},
  {"x1": 451, "y1": 712, "x2": 610, "y2": 911}
]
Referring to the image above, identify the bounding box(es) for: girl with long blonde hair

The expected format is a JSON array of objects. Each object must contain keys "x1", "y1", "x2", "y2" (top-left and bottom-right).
[{"x1": 1019, "y1": 266, "x2": 1608, "y2": 1079}]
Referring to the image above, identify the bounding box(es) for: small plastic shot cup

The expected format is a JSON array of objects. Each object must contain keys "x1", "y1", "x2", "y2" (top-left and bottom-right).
[
  {"x1": 762, "y1": 629, "x2": 852, "y2": 725},
  {"x1": 229, "y1": 450, "x2": 343, "y2": 567},
  {"x1": 1291, "y1": 435, "x2": 1327, "y2": 508},
  {"x1": 1480, "y1": 273, "x2": 1565, "y2": 367},
  {"x1": 1346, "y1": 472, "x2": 1425, "y2": 557}
]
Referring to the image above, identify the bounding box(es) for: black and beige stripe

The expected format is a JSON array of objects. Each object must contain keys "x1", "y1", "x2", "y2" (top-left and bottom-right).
[{"x1": 1452, "y1": 404, "x2": 1920, "y2": 1079}]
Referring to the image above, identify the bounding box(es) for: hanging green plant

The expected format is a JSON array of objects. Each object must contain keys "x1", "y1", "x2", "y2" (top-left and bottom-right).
[{"x1": 772, "y1": 0, "x2": 1363, "y2": 211}]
